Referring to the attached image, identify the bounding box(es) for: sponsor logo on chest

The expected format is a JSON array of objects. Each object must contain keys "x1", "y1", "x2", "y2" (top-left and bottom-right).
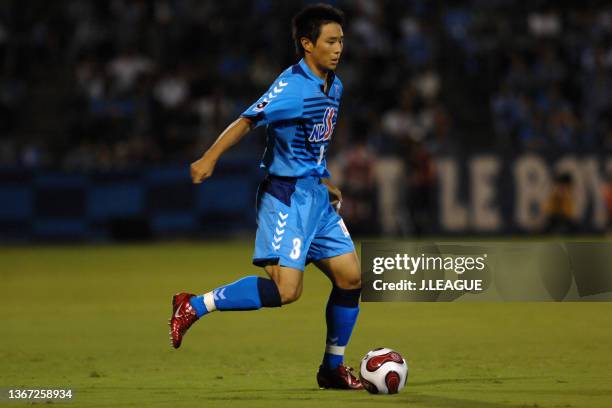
[{"x1": 308, "y1": 107, "x2": 336, "y2": 143}]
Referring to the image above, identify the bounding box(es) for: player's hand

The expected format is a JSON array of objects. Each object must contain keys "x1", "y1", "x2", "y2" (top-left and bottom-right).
[
  {"x1": 323, "y1": 181, "x2": 343, "y2": 212},
  {"x1": 190, "y1": 154, "x2": 217, "y2": 184}
]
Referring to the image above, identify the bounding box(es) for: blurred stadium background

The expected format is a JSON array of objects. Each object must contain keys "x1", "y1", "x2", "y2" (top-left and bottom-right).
[{"x1": 2, "y1": 0, "x2": 612, "y2": 242}]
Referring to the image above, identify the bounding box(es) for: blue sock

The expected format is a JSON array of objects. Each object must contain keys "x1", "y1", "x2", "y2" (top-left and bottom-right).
[
  {"x1": 322, "y1": 286, "x2": 361, "y2": 369},
  {"x1": 190, "y1": 276, "x2": 281, "y2": 318}
]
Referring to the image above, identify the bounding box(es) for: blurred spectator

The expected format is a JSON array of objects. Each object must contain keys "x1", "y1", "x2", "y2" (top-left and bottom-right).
[
  {"x1": 545, "y1": 173, "x2": 577, "y2": 234},
  {"x1": 399, "y1": 17, "x2": 434, "y2": 67},
  {"x1": 107, "y1": 48, "x2": 154, "y2": 94},
  {"x1": 527, "y1": 7, "x2": 561, "y2": 38},
  {"x1": 153, "y1": 68, "x2": 188, "y2": 109},
  {"x1": 382, "y1": 85, "x2": 432, "y2": 144},
  {"x1": 404, "y1": 140, "x2": 436, "y2": 236},
  {"x1": 334, "y1": 127, "x2": 378, "y2": 235},
  {"x1": 412, "y1": 65, "x2": 441, "y2": 103}
]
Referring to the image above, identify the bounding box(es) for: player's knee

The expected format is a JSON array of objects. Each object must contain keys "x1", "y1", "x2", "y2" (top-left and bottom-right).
[
  {"x1": 278, "y1": 284, "x2": 301, "y2": 305},
  {"x1": 335, "y1": 274, "x2": 361, "y2": 290},
  {"x1": 264, "y1": 264, "x2": 302, "y2": 304},
  {"x1": 264, "y1": 264, "x2": 281, "y2": 281}
]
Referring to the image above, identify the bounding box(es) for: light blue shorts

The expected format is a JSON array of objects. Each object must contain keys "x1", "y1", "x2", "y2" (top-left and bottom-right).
[{"x1": 252, "y1": 175, "x2": 355, "y2": 271}]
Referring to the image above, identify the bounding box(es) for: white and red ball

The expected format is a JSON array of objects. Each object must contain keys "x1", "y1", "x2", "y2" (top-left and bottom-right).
[{"x1": 359, "y1": 348, "x2": 408, "y2": 394}]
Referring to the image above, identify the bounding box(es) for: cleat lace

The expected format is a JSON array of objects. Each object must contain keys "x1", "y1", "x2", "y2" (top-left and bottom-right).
[
  {"x1": 340, "y1": 365, "x2": 356, "y2": 376},
  {"x1": 339, "y1": 365, "x2": 361, "y2": 387}
]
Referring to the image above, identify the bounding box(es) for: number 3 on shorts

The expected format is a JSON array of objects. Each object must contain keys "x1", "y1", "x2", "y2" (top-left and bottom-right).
[{"x1": 290, "y1": 238, "x2": 302, "y2": 260}]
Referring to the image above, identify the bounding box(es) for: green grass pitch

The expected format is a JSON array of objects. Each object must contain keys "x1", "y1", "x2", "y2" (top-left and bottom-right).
[{"x1": 2, "y1": 241, "x2": 612, "y2": 407}]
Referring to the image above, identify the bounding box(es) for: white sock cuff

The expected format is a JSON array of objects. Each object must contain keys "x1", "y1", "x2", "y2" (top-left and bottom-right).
[
  {"x1": 325, "y1": 344, "x2": 346, "y2": 355},
  {"x1": 203, "y1": 292, "x2": 217, "y2": 312}
]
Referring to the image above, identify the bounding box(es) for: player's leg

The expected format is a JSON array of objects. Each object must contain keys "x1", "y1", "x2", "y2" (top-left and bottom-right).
[
  {"x1": 170, "y1": 264, "x2": 303, "y2": 349},
  {"x1": 182, "y1": 264, "x2": 302, "y2": 318},
  {"x1": 189, "y1": 263, "x2": 301, "y2": 316},
  {"x1": 307, "y1": 201, "x2": 362, "y2": 389},
  {"x1": 313, "y1": 251, "x2": 363, "y2": 389},
  {"x1": 170, "y1": 176, "x2": 311, "y2": 349},
  {"x1": 316, "y1": 250, "x2": 361, "y2": 288},
  {"x1": 169, "y1": 272, "x2": 284, "y2": 349},
  {"x1": 315, "y1": 251, "x2": 361, "y2": 369}
]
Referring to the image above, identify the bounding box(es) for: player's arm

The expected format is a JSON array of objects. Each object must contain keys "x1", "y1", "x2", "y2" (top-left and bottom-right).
[
  {"x1": 190, "y1": 117, "x2": 253, "y2": 184},
  {"x1": 191, "y1": 75, "x2": 300, "y2": 184},
  {"x1": 321, "y1": 178, "x2": 343, "y2": 211}
]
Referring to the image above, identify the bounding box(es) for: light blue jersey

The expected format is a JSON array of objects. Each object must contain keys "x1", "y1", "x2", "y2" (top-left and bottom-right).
[{"x1": 241, "y1": 59, "x2": 343, "y2": 178}]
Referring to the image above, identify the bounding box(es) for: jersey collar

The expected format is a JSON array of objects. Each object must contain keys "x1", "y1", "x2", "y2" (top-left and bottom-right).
[
  {"x1": 298, "y1": 58, "x2": 336, "y2": 94},
  {"x1": 299, "y1": 58, "x2": 325, "y2": 85}
]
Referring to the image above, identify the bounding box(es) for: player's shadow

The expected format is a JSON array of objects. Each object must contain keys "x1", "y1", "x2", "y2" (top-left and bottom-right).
[
  {"x1": 344, "y1": 394, "x2": 536, "y2": 408},
  {"x1": 202, "y1": 378, "x2": 541, "y2": 408},
  {"x1": 204, "y1": 390, "x2": 532, "y2": 408},
  {"x1": 408, "y1": 376, "x2": 539, "y2": 387}
]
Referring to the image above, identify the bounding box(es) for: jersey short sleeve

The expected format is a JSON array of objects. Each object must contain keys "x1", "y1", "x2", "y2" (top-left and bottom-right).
[{"x1": 241, "y1": 77, "x2": 303, "y2": 128}]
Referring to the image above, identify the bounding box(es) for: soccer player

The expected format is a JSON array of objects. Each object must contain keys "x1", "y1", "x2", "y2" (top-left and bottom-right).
[{"x1": 170, "y1": 4, "x2": 362, "y2": 390}]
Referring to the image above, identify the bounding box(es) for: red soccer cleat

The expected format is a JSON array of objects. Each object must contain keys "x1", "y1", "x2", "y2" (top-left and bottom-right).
[
  {"x1": 169, "y1": 292, "x2": 198, "y2": 349},
  {"x1": 317, "y1": 364, "x2": 364, "y2": 390}
]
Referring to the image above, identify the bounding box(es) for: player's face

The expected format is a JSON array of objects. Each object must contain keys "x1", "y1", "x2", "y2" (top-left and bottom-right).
[{"x1": 311, "y1": 22, "x2": 344, "y2": 71}]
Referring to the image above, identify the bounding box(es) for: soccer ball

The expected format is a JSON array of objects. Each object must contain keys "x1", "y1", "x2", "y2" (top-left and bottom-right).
[{"x1": 359, "y1": 348, "x2": 408, "y2": 394}]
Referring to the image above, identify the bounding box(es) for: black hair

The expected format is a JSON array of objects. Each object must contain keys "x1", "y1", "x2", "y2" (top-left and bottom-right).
[{"x1": 292, "y1": 3, "x2": 344, "y2": 57}]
